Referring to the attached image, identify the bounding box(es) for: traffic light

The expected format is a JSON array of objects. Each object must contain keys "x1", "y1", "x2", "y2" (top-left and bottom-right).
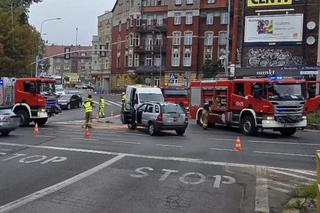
[{"x1": 64, "y1": 47, "x2": 71, "y2": 59}]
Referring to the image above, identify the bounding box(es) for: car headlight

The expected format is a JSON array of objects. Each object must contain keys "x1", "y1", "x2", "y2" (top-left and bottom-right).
[
  {"x1": 302, "y1": 116, "x2": 307, "y2": 120},
  {"x1": 263, "y1": 115, "x2": 274, "y2": 120},
  {"x1": 41, "y1": 109, "x2": 46, "y2": 112}
]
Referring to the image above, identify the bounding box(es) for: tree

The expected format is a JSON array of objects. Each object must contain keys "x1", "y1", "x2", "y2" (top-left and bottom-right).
[{"x1": 202, "y1": 60, "x2": 225, "y2": 79}]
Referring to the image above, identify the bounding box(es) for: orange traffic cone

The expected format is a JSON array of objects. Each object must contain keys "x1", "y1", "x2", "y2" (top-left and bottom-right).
[
  {"x1": 34, "y1": 123, "x2": 39, "y2": 135},
  {"x1": 85, "y1": 127, "x2": 90, "y2": 139},
  {"x1": 233, "y1": 136, "x2": 242, "y2": 151}
]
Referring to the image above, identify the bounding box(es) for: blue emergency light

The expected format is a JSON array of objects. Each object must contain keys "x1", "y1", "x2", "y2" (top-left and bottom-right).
[
  {"x1": 0, "y1": 79, "x2": 3, "y2": 86},
  {"x1": 268, "y1": 76, "x2": 283, "y2": 80}
]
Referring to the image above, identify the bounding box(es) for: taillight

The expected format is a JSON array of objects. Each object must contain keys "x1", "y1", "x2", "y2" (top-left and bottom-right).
[{"x1": 156, "y1": 114, "x2": 163, "y2": 122}]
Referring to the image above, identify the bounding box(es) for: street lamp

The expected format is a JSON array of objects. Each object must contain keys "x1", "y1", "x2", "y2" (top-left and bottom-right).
[
  {"x1": 35, "y1": 17, "x2": 62, "y2": 77},
  {"x1": 153, "y1": 28, "x2": 162, "y2": 87}
]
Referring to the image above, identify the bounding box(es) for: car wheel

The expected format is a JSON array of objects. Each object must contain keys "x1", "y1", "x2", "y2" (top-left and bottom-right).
[
  {"x1": 128, "y1": 123, "x2": 137, "y2": 130},
  {"x1": 197, "y1": 110, "x2": 203, "y2": 127},
  {"x1": 148, "y1": 122, "x2": 157, "y2": 136},
  {"x1": 67, "y1": 104, "x2": 71, "y2": 110},
  {"x1": 280, "y1": 128, "x2": 296, "y2": 137},
  {"x1": 37, "y1": 118, "x2": 48, "y2": 127},
  {"x1": 1, "y1": 131, "x2": 11, "y2": 136},
  {"x1": 176, "y1": 129, "x2": 185, "y2": 136},
  {"x1": 241, "y1": 116, "x2": 257, "y2": 136},
  {"x1": 16, "y1": 110, "x2": 30, "y2": 127}
]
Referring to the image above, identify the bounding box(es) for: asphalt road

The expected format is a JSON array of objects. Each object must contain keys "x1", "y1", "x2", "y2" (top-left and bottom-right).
[{"x1": 0, "y1": 97, "x2": 318, "y2": 213}]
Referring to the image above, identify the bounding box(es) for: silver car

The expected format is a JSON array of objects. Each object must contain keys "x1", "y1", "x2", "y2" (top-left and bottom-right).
[
  {"x1": 0, "y1": 108, "x2": 20, "y2": 136},
  {"x1": 128, "y1": 102, "x2": 188, "y2": 136}
]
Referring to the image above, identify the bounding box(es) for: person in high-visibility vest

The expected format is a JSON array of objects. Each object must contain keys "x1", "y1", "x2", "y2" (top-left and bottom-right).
[
  {"x1": 202, "y1": 103, "x2": 209, "y2": 130},
  {"x1": 98, "y1": 96, "x2": 105, "y2": 118},
  {"x1": 121, "y1": 92, "x2": 126, "y2": 112},
  {"x1": 83, "y1": 94, "x2": 93, "y2": 128}
]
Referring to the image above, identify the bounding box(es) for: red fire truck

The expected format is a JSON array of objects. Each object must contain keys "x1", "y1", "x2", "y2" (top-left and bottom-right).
[
  {"x1": 0, "y1": 77, "x2": 61, "y2": 126},
  {"x1": 161, "y1": 86, "x2": 189, "y2": 108},
  {"x1": 189, "y1": 77, "x2": 319, "y2": 136}
]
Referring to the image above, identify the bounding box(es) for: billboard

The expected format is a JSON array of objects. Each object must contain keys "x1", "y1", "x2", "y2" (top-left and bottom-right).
[
  {"x1": 244, "y1": 14, "x2": 303, "y2": 43},
  {"x1": 247, "y1": 0, "x2": 292, "y2": 7}
]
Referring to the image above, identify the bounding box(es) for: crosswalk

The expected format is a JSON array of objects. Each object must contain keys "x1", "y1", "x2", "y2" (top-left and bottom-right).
[{"x1": 267, "y1": 168, "x2": 316, "y2": 194}]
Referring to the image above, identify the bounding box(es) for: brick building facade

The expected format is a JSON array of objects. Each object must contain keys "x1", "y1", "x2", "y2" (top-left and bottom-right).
[{"x1": 108, "y1": 0, "x2": 228, "y2": 92}]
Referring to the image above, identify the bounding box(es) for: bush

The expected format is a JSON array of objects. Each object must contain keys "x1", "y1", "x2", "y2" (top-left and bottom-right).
[{"x1": 307, "y1": 110, "x2": 320, "y2": 124}]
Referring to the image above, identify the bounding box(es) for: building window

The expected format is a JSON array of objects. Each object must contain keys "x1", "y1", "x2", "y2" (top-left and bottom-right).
[
  {"x1": 186, "y1": 12, "x2": 193, "y2": 25},
  {"x1": 220, "y1": 12, "x2": 228, "y2": 25},
  {"x1": 174, "y1": 13, "x2": 181, "y2": 25},
  {"x1": 129, "y1": 33, "x2": 134, "y2": 46},
  {"x1": 175, "y1": 0, "x2": 182, "y2": 5},
  {"x1": 204, "y1": 47, "x2": 213, "y2": 61},
  {"x1": 204, "y1": 32, "x2": 214, "y2": 46},
  {"x1": 183, "y1": 47, "x2": 192, "y2": 67},
  {"x1": 128, "y1": 53, "x2": 133, "y2": 67},
  {"x1": 146, "y1": 34, "x2": 153, "y2": 50},
  {"x1": 184, "y1": 32, "x2": 193, "y2": 46},
  {"x1": 172, "y1": 48, "x2": 180, "y2": 67},
  {"x1": 155, "y1": 34, "x2": 162, "y2": 46},
  {"x1": 147, "y1": 15, "x2": 153, "y2": 26},
  {"x1": 145, "y1": 54, "x2": 153, "y2": 66},
  {"x1": 154, "y1": 78, "x2": 160, "y2": 87},
  {"x1": 208, "y1": 0, "x2": 215, "y2": 3},
  {"x1": 154, "y1": 54, "x2": 161, "y2": 67},
  {"x1": 187, "y1": 0, "x2": 193, "y2": 4},
  {"x1": 206, "y1": 13, "x2": 214, "y2": 25},
  {"x1": 136, "y1": 15, "x2": 141, "y2": 26},
  {"x1": 173, "y1": 32, "x2": 181, "y2": 46},
  {"x1": 157, "y1": 15, "x2": 163, "y2": 26},
  {"x1": 219, "y1": 31, "x2": 227, "y2": 45},
  {"x1": 134, "y1": 54, "x2": 140, "y2": 67},
  {"x1": 135, "y1": 33, "x2": 141, "y2": 46}
]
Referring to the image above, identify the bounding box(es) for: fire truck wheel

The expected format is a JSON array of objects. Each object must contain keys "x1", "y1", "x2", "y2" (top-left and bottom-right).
[
  {"x1": 1, "y1": 131, "x2": 11, "y2": 136},
  {"x1": 197, "y1": 111, "x2": 203, "y2": 126},
  {"x1": 280, "y1": 128, "x2": 296, "y2": 137},
  {"x1": 37, "y1": 118, "x2": 48, "y2": 127},
  {"x1": 16, "y1": 110, "x2": 30, "y2": 127},
  {"x1": 241, "y1": 116, "x2": 257, "y2": 136}
]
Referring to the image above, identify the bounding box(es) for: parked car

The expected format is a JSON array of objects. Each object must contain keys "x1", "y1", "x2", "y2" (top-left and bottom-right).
[
  {"x1": 58, "y1": 94, "x2": 82, "y2": 110},
  {"x1": 0, "y1": 108, "x2": 20, "y2": 136},
  {"x1": 127, "y1": 102, "x2": 188, "y2": 136},
  {"x1": 55, "y1": 87, "x2": 65, "y2": 96}
]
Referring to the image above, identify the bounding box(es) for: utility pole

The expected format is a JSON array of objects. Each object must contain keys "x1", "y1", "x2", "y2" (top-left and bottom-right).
[{"x1": 225, "y1": 0, "x2": 231, "y2": 78}]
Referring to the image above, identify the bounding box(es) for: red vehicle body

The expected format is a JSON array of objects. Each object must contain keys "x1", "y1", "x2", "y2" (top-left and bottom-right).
[
  {"x1": 162, "y1": 86, "x2": 189, "y2": 108},
  {"x1": 189, "y1": 77, "x2": 319, "y2": 136},
  {"x1": 1, "y1": 77, "x2": 61, "y2": 126}
]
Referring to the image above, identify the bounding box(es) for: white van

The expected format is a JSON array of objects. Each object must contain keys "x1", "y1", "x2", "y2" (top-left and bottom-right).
[{"x1": 122, "y1": 85, "x2": 164, "y2": 124}]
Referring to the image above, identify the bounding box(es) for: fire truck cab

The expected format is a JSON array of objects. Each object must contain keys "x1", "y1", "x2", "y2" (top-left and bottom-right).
[{"x1": 190, "y1": 77, "x2": 309, "y2": 136}]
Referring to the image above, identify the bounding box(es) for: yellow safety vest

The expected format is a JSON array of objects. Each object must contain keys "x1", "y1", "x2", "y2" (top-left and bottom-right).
[
  {"x1": 99, "y1": 99, "x2": 105, "y2": 110},
  {"x1": 84, "y1": 99, "x2": 93, "y2": 113},
  {"x1": 122, "y1": 94, "x2": 126, "y2": 102}
]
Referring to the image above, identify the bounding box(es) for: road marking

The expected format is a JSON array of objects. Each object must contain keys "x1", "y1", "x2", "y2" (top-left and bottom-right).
[
  {"x1": 271, "y1": 181, "x2": 296, "y2": 189},
  {"x1": 71, "y1": 138, "x2": 98, "y2": 141},
  {"x1": 0, "y1": 149, "x2": 11, "y2": 152},
  {"x1": 254, "y1": 151, "x2": 315, "y2": 158},
  {"x1": 255, "y1": 167, "x2": 269, "y2": 213},
  {"x1": 249, "y1": 140, "x2": 320, "y2": 147},
  {"x1": 35, "y1": 135, "x2": 56, "y2": 138},
  {"x1": 156, "y1": 144, "x2": 184, "y2": 148},
  {"x1": 269, "y1": 169, "x2": 316, "y2": 182},
  {"x1": 209, "y1": 138, "x2": 234, "y2": 141},
  {"x1": 0, "y1": 154, "x2": 125, "y2": 213},
  {"x1": 106, "y1": 99, "x2": 122, "y2": 107},
  {"x1": 111, "y1": 141, "x2": 141, "y2": 145},
  {"x1": 209, "y1": 148, "x2": 237, "y2": 152},
  {"x1": 268, "y1": 186, "x2": 290, "y2": 194},
  {"x1": 0, "y1": 152, "x2": 7, "y2": 156},
  {"x1": 0, "y1": 142, "x2": 315, "y2": 173}
]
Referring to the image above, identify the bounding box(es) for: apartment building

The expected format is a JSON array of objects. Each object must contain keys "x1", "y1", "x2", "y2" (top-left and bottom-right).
[
  {"x1": 91, "y1": 11, "x2": 113, "y2": 93},
  {"x1": 109, "y1": 0, "x2": 228, "y2": 92}
]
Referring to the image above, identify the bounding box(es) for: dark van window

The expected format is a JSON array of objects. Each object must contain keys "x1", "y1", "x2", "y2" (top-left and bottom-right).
[
  {"x1": 235, "y1": 83, "x2": 244, "y2": 96},
  {"x1": 24, "y1": 81, "x2": 35, "y2": 93}
]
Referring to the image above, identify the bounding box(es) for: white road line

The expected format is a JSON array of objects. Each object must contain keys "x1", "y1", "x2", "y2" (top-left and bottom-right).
[
  {"x1": 268, "y1": 186, "x2": 290, "y2": 194},
  {"x1": 255, "y1": 167, "x2": 269, "y2": 213},
  {"x1": 286, "y1": 169, "x2": 316, "y2": 177},
  {"x1": 209, "y1": 148, "x2": 237, "y2": 152},
  {"x1": 35, "y1": 135, "x2": 56, "y2": 138},
  {"x1": 0, "y1": 154, "x2": 125, "y2": 213},
  {"x1": 71, "y1": 138, "x2": 98, "y2": 141},
  {"x1": 106, "y1": 100, "x2": 122, "y2": 107},
  {"x1": 254, "y1": 151, "x2": 315, "y2": 158},
  {"x1": 249, "y1": 140, "x2": 320, "y2": 147},
  {"x1": 269, "y1": 169, "x2": 316, "y2": 182},
  {"x1": 0, "y1": 152, "x2": 7, "y2": 156},
  {"x1": 0, "y1": 149, "x2": 11, "y2": 152},
  {"x1": 0, "y1": 142, "x2": 315, "y2": 173},
  {"x1": 111, "y1": 141, "x2": 141, "y2": 145},
  {"x1": 270, "y1": 181, "x2": 296, "y2": 189},
  {"x1": 156, "y1": 144, "x2": 184, "y2": 148},
  {"x1": 209, "y1": 138, "x2": 234, "y2": 141}
]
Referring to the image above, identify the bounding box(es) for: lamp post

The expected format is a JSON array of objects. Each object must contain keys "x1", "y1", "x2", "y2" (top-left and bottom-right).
[
  {"x1": 35, "y1": 17, "x2": 62, "y2": 77},
  {"x1": 153, "y1": 28, "x2": 162, "y2": 87},
  {"x1": 225, "y1": 0, "x2": 231, "y2": 78}
]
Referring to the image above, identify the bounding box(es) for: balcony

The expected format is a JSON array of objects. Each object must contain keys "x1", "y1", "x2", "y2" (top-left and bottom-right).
[
  {"x1": 136, "y1": 65, "x2": 163, "y2": 74},
  {"x1": 134, "y1": 44, "x2": 166, "y2": 54},
  {"x1": 137, "y1": 24, "x2": 167, "y2": 33}
]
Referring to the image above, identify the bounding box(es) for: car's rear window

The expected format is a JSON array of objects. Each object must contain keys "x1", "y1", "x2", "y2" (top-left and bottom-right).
[{"x1": 162, "y1": 104, "x2": 185, "y2": 114}]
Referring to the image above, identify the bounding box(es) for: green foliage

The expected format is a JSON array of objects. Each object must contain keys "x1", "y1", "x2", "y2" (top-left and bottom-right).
[
  {"x1": 202, "y1": 60, "x2": 225, "y2": 79},
  {"x1": 307, "y1": 109, "x2": 320, "y2": 124},
  {"x1": 292, "y1": 184, "x2": 317, "y2": 199},
  {"x1": 135, "y1": 75, "x2": 144, "y2": 84},
  {"x1": 0, "y1": 1, "x2": 41, "y2": 77}
]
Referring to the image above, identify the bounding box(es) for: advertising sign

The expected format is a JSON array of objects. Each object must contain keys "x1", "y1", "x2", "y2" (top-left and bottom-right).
[
  {"x1": 244, "y1": 14, "x2": 303, "y2": 43},
  {"x1": 247, "y1": 0, "x2": 292, "y2": 7}
]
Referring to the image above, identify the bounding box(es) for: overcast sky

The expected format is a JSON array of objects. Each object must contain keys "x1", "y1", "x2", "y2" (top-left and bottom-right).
[{"x1": 29, "y1": 0, "x2": 117, "y2": 46}]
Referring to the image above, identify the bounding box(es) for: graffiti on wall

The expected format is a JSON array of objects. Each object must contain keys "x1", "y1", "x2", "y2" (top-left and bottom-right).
[{"x1": 248, "y1": 48, "x2": 303, "y2": 67}]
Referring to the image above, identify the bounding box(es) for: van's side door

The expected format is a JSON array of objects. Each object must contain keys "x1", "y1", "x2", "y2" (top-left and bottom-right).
[{"x1": 142, "y1": 104, "x2": 154, "y2": 126}]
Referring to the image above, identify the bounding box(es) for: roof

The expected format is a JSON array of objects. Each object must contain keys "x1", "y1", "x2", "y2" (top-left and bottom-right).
[{"x1": 44, "y1": 45, "x2": 92, "y2": 58}]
